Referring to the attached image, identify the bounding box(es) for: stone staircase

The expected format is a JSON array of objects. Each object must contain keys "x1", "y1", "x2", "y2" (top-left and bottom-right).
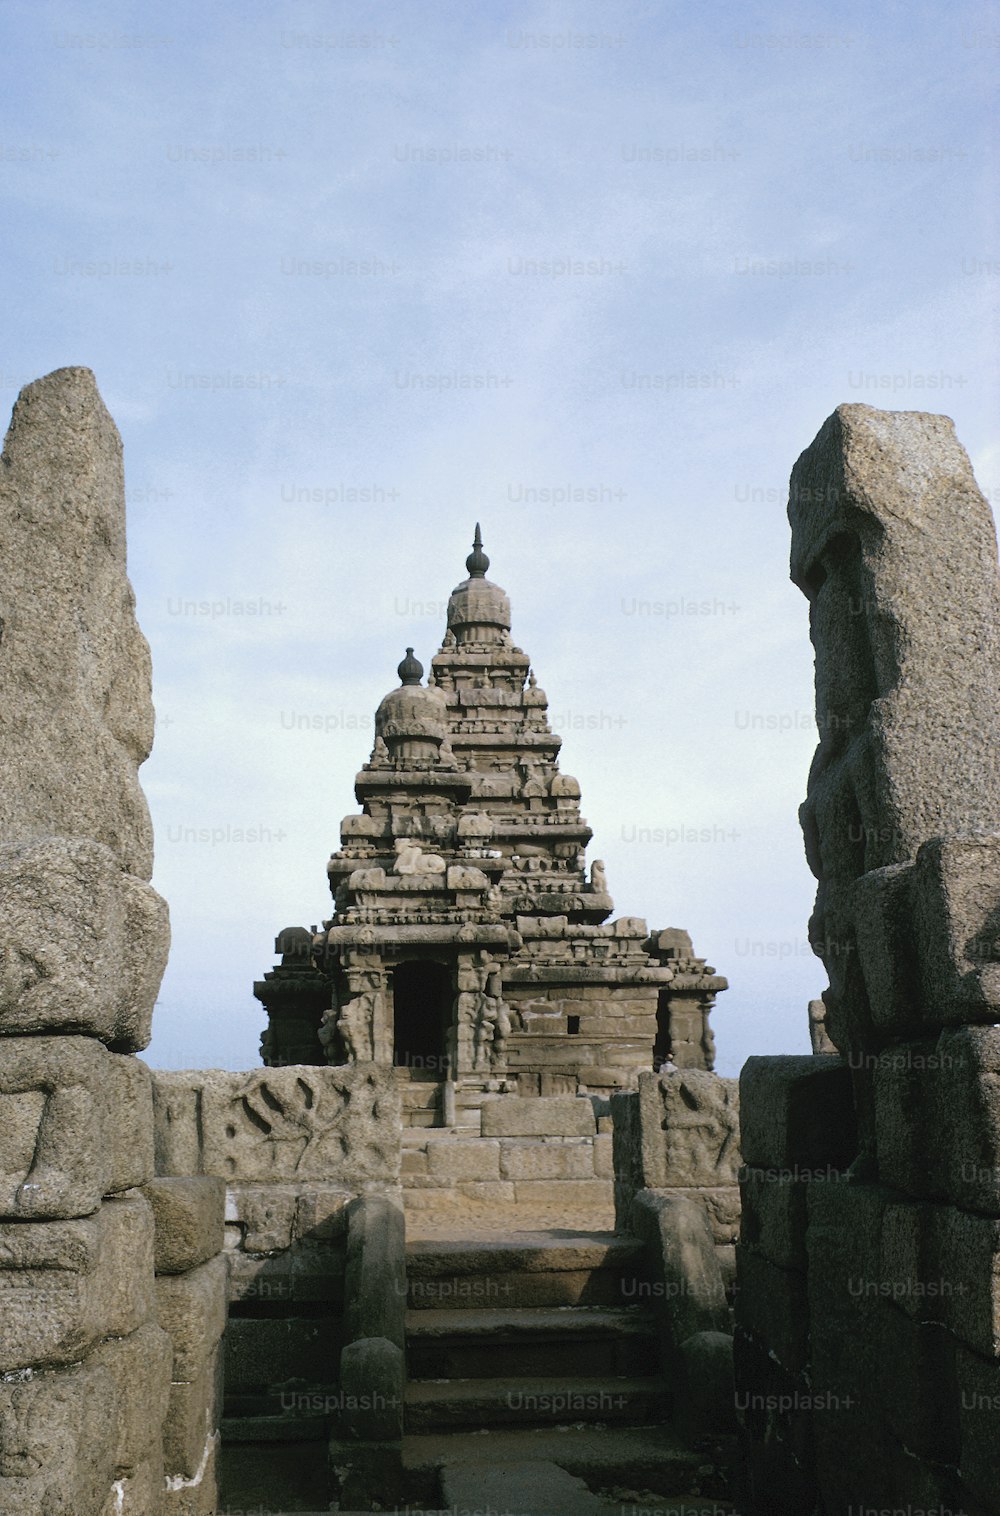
[
  {"x1": 396, "y1": 1067, "x2": 444, "y2": 1127},
  {"x1": 400, "y1": 1230, "x2": 719, "y2": 1502}
]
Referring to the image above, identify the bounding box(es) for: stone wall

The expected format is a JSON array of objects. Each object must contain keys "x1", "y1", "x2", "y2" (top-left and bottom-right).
[
  {"x1": 736, "y1": 404, "x2": 1000, "y2": 1515},
  {"x1": 0, "y1": 369, "x2": 175, "y2": 1513},
  {"x1": 147, "y1": 1178, "x2": 227, "y2": 1514},
  {"x1": 612, "y1": 1070, "x2": 741, "y2": 1266},
  {"x1": 152, "y1": 1062, "x2": 402, "y2": 1454}
]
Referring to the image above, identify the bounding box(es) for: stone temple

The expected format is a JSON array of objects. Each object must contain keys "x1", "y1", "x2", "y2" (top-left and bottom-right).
[{"x1": 254, "y1": 525, "x2": 727, "y2": 1117}]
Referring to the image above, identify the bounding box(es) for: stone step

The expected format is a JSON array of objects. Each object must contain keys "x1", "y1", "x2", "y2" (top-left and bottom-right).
[
  {"x1": 406, "y1": 1231, "x2": 643, "y2": 1273},
  {"x1": 400, "y1": 1424, "x2": 722, "y2": 1501},
  {"x1": 406, "y1": 1304, "x2": 659, "y2": 1378},
  {"x1": 401, "y1": 1082, "x2": 441, "y2": 1109},
  {"x1": 406, "y1": 1232, "x2": 644, "y2": 1310},
  {"x1": 404, "y1": 1374, "x2": 670, "y2": 1431},
  {"x1": 403, "y1": 1109, "x2": 440, "y2": 1128},
  {"x1": 221, "y1": 1411, "x2": 327, "y2": 1443}
]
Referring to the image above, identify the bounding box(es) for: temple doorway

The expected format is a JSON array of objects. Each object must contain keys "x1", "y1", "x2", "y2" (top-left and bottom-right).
[
  {"x1": 653, "y1": 987, "x2": 673, "y2": 1071},
  {"x1": 392, "y1": 959, "x2": 451, "y2": 1075}
]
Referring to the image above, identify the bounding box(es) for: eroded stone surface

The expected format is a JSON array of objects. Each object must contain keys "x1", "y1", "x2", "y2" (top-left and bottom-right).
[
  {"x1": 89, "y1": 1321, "x2": 173, "y2": 1475},
  {"x1": 153, "y1": 1064, "x2": 400, "y2": 1185},
  {"x1": 141, "y1": 1177, "x2": 226, "y2": 1273},
  {"x1": 0, "y1": 838, "x2": 168, "y2": 1050},
  {"x1": 789, "y1": 404, "x2": 1000, "y2": 1054},
  {"x1": 0, "y1": 1192, "x2": 155, "y2": 1372},
  {"x1": 0, "y1": 1038, "x2": 153, "y2": 1218},
  {"x1": 155, "y1": 1254, "x2": 228, "y2": 1381},
  {"x1": 0, "y1": 367, "x2": 156, "y2": 878},
  {"x1": 0, "y1": 1360, "x2": 117, "y2": 1515}
]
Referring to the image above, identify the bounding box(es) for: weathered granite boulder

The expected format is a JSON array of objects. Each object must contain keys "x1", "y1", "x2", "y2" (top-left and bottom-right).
[
  {"x1": 789, "y1": 404, "x2": 1000, "y2": 1056},
  {"x1": 0, "y1": 367, "x2": 157, "y2": 878}
]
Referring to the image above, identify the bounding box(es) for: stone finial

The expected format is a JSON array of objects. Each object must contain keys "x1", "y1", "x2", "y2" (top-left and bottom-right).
[
  {"x1": 397, "y1": 647, "x2": 423, "y2": 686},
  {"x1": 466, "y1": 522, "x2": 489, "y2": 578}
]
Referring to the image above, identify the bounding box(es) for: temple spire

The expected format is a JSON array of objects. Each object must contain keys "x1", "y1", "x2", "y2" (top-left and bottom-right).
[{"x1": 466, "y1": 523, "x2": 490, "y2": 579}]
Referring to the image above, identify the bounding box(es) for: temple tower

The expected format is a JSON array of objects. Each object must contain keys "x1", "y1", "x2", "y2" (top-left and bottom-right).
[{"x1": 254, "y1": 529, "x2": 726, "y2": 1113}]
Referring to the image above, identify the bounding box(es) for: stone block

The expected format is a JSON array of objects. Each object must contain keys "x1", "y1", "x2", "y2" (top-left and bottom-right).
[
  {"x1": 0, "y1": 837, "x2": 168, "y2": 1049},
  {"x1": 663, "y1": 1185, "x2": 741, "y2": 1246},
  {"x1": 0, "y1": 1191, "x2": 155, "y2": 1371},
  {"x1": 934, "y1": 1207, "x2": 1000, "y2": 1358},
  {"x1": 630, "y1": 1189, "x2": 728, "y2": 1345},
  {"x1": 153, "y1": 1072, "x2": 202, "y2": 1177},
  {"x1": 337, "y1": 1336, "x2": 404, "y2": 1441},
  {"x1": 224, "y1": 1237, "x2": 345, "y2": 1309},
  {"x1": 633, "y1": 1071, "x2": 741, "y2": 1189},
  {"x1": 426, "y1": 1138, "x2": 501, "y2": 1180},
  {"x1": 0, "y1": 368, "x2": 158, "y2": 879},
  {"x1": 677, "y1": 1329, "x2": 736, "y2": 1436},
  {"x1": 480, "y1": 1094, "x2": 596, "y2": 1137},
  {"x1": 789, "y1": 404, "x2": 1000, "y2": 1058},
  {"x1": 223, "y1": 1314, "x2": 339, "y2": 1392},
  {"x1": 0, "y1": 1359, "x2": 117, "y2": 1515},
  {"x1": 853, "y1": 862, "x2": 919, "y2": 1034},
  {"x1": 152, "y1": 1063, "x2": 400, "y2": 1185},
  {"x1": 343, "y1": 1193, "x2": 406, "y2": 1350},
  {"x1": 512, "y1": 1178, "x2": 612, "y2": 1207},
  {"x1": 912, "y1": 835, "x2": 1000, "y2": 1022},
  {"x1": 155, "y1": 1254, "x2": 228, "y2": 1381},
  {"x1": 162, "y1": 1434, "x2": 218, "y2": 1515},
  {"x1": 163, "y1": 1343, "x2": 224, "y2": 1481},
  {"x1": 877, "y1": 1305, "x2": 959, "y2": 1465},
  {"x1": 735, "y1": 1245, "x2": 810, "y2": 1374},
  {"x1": 141, "y1": 1176, "x2": 225, "y2": 1273},
  {"x1": 593, "y1": 1131, "x2": 614, "y2": 1177},
  {"x1": 499, "y1": 1138, "x2": 595, "y2": 1181},
  {"x1": 956, "y1": 1340, "x2": 1000, "y2": 1510},
  {"x1": 872, "y1": 1040, "x2": 948, "y2": 1199},
  {"x1": 102, "y1": 1456, "x2": 165, "y2": 1516},
  {"x1": 293, "y1": 1183, "x2": 351, "y2": 1240},
  {"x1": 226, "y1": 1182, "x2": 297, "y2": 1252},
  {"x1": 740, "y1": 1168, "x2": 809, "y2": 1271},
  {"x1": 90, "y1": 1320, "x2": 173, "y2": 1474},
  {"x1": 740, "y1": 1055, "x2": 856, "y2": 1170},
  {"x1": 733, "y1": 1326, "x2": 818, "y2": 1516},
  {"x1": 456, "y1": 1180, "x2": 519, "y2": 1203},
  {"x1": 806, "y1": 1180, "x2": 889, "y2": 1395},
  {"x1": 0, "y1": 1037, "x2": 153, "y2": 1218},
  {"x1": 874, "y1": 1025, "x2": 1000, "y2": 1214},
  {"x1": 441, "y1": 1459, "x2": 607, "y2": 1514}
]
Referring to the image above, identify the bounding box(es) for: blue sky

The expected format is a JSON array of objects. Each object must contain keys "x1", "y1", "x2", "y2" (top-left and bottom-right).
[{"x1": 2, "y1": 0, "x2": 997, "y2": 1075}]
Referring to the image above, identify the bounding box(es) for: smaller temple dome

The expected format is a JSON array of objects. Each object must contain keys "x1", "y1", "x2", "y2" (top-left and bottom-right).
[
  {"x1": 375, "y1": 649, "x2": 447, "y2": 754},
  {"x1": 448, "y1": 525, "x2": 511, "y2": 644}
]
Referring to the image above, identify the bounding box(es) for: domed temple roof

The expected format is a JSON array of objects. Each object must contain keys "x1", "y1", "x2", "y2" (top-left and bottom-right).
[
  {"x1": 374, "y1": 648, "x2": 447, "y2": 747},
  {"x1": 446, "y1": 524, "x2": 511, "y2": 643}
]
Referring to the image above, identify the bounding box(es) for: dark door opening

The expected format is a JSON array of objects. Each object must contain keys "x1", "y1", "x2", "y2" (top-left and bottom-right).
[
  {"x1": 653, "y1": 987, "x2": 672, "y2": 1071},
  {"x1": 392, "y1": 959, "x2": 451, "y2": 1075}
]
